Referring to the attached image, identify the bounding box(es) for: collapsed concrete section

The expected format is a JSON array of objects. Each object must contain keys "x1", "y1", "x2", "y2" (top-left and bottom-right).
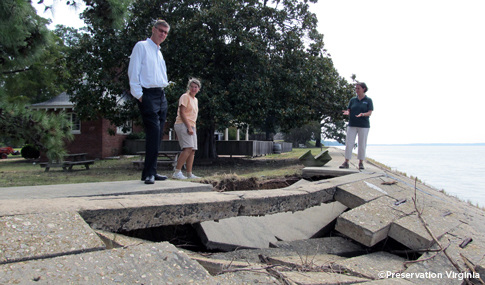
[
  {"x1": 331, "y1": 251, "x2": 407, "y2": 279},
  {"x1": 196, "y1": 201, "x2": 347, "y2": 251},
  {"x1": 1, "y1": 147, "x2": 485, "y2": 284},
  {"x1": 269, "y1": 236, "x2": 366, "y2": 257},
  {"x1": 298, "y1": 149, "x2": 332, "y2": 167},
  {"x1": 335, "y1": 195, "x2": 416, "y2": 247}
]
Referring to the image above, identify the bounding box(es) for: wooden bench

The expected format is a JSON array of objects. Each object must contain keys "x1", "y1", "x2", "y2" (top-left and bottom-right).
[
  {"x1": 39, "y1": 153, "x2": 95, "y2": 172},
  {"x1": 133, "y1": 151, "x2": 182, "y2": 170}
]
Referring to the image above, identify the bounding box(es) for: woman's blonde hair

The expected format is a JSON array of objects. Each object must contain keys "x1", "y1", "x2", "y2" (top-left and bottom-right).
[{"x1": 187, "y1": 78, "x2": 201, "y2": 91}]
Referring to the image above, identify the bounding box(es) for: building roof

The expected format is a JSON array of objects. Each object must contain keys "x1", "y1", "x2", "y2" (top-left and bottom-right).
[
  {"x1": 30, "y1": 90, "x2": 132, "y2": 111},
  {"x1": 30, "y1": 92, "x2": 74, "y2": 110}
]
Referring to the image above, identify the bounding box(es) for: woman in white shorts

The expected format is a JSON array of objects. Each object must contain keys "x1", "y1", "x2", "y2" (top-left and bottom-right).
[{"x1": 172, "y1": 78, "x2": 201, "y2": 179}]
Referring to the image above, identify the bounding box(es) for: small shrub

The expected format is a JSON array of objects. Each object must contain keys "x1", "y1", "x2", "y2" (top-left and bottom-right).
[
  {"x1": 126, "y1": 132, "x2": 146, "y2": 140},
  {"x1": 21, "y1": 144, "x2": 40, "y2": 159}
]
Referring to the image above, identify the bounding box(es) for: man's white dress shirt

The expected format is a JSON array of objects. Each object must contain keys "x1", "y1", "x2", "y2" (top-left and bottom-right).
[{"x1": 128, "y1": 38, "x2": 169, "y2": 99}]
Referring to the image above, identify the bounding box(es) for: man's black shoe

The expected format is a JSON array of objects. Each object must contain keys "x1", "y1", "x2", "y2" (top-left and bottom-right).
[
  {"x1": 142, "y1": 174, "x2": 168, "y2": 181},
  {"x1": 145, "y1": 175, "x2": 155, "y2": 184},
  {"x1": 155, "y1": 174, "x2": 168, "y2": 181}
]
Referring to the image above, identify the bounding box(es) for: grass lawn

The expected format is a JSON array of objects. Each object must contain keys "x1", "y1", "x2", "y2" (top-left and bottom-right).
[{"x1": 0, "y1": 147, "x2": 326, "y2": 187}]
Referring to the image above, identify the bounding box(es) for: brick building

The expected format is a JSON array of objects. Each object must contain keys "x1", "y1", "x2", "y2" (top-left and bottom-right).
[{"x1": 30, "y1": 92, "x2": 141, "y2": 159}]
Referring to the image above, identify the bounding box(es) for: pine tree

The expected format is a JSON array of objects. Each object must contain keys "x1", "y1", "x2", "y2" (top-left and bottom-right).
[
  {"x1": 0, "y1": 0, "x2": 52, "y2": 74},
  {"x1": 0, "y1": 102, "x2": 73, "y2": 161}
]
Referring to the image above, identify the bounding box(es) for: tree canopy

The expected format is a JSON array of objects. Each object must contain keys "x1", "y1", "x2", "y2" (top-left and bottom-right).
[
  {"x1": 64, "y1": 0, "x2": 355, "y2": 158},
  {"x1": 0, "y1": 1, "x2": 76, "y2": 154},
  {"x1": 0, "y1": 102, "x2": 73, "y2": 160},
  {"x1": 284, "y1": 121, "x2": 321, "y2": 148},
  {"x1": 0, "y1": 0, "x2": 52, "y2": 74},
  {"x1": 1, "y1": 0, "x2": 358, "y2": 158},
  {"x1": 1, "y1": 27, "x2": 74, "y2": 105}
]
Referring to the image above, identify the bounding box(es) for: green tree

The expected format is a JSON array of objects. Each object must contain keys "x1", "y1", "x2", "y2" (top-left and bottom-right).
[
  {"x1": 313, "y1": 64, "x2": 356, "y2": 146},
  {"x1": 0, "y1": 102, "x2": 73, "y2": 161},
  {"x1": 66, "y1": 0, "x2": 136, "y2": 133},
  {"x1": 2, "y1": 27, "x2": 73, "y2": 105},
  {"x1": 164, "y1": 0, "x2": 333, "y2": 155},
  {"x1": 0, "y1": 0, "x2": 77, "y2": 156},
  {"x1": 0, "y1": 0, "x2": 52, "y2": 75},
  {"x1": 284, "y1": 121, "x2": 321, "y2": 148},
  {"x1": 66, "y1": 0, "x2": 350, "y2": 159}
]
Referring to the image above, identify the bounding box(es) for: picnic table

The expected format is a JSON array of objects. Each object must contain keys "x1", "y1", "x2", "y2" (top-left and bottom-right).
[
  {"x1": 39, "y1": 153, "x2": 95, "y2": 172},
  {"x1": 133, "y1": 151, "x2": 182, "y2": 170}
]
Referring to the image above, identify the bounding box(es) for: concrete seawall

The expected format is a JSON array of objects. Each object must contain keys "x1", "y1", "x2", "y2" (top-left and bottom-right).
[{"x1": 1, "y1": 147, "x2": 484, "y2": 284}]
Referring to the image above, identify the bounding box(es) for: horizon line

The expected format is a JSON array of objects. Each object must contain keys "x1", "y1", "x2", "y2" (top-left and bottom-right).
[
  {"x1": 322, "y1": 141, "x2": 485, "y2": 146},
  {"x1": 367, "y1": 143, "x2": 485, "y2": 146}
]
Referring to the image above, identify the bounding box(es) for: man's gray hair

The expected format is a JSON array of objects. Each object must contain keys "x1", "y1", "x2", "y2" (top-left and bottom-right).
[{"x1": 155, "y1": 19, "x2": 170, "y2": 29}]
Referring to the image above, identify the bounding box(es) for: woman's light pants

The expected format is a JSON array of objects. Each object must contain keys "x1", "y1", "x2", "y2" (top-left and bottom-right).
[{"x1": 345, "y1": 126, "x2": 370, "y2": 160}]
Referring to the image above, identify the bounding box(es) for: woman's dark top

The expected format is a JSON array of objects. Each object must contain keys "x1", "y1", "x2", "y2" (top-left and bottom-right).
[{"x1": 348, "y1": 96, "x2": 373, "y2": 128}]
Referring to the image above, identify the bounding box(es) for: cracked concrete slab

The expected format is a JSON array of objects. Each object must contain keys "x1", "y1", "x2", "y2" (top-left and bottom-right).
[
  {"x1": 282, "y1": 178, "x2": 313, "y2": 190},
  {"x1": 0, "y1": 180, "x2": 213, "y2": 199},
  {"x1": 221, "y1": 186, "x2": 336, "y2": 216},
  {"x1": 302, "y1": 166, "x2": 360, "y2": 179},
  {"x1": 190, "y1": 255, "x2": 259, "y2": 275},
  {"x1": 196, "y1": 201, "x2": 347, "y2": 251},
  {"x1": 0, "y1": 178, "x2": 342, "y2": 233},
  {"x1": 1, "y1": 147, "x2": 485, "y2": 284},
  {"x1": 335, "y1": 195, "x2": 416, "y2": 247},
  {"x1": 207, "y1": 247, "x2": 301, "y2": 264},
  {"x1": 381, "y1": 172, "x2": 460, "y2": 210},
  {"x1": 94, "y1": 229, "x2": 153, "y2": 249},
  {"x1": 267, "y1": 254, "x2": 345, "y2": 269},
  {"x1": 0, "y1": 156, "x2": 385, "y2": 236},
  {"x1": 335, "y1": 181, "x2": 383, "y2": 209},
  {"x1": 356, "y1": 279, "x2": 415, "y2": 284},
  {"x1": 402, "y1": 228, "x2": 485, "y2": 285},
  {"x1": 0, "y1": 211, "x2": 104, "y2": 265},
  {"x1": 212, "y1": 269, "x2": 279, "y2": 284},
  {"x1": 299, "y1": 149, "x2": 327, "y2": 167},
  {"x1": 331, "y1": 251, "x2": 407, "y2": 280},
  {"x1": 280, "y1": 271, "x2": 370, "y2": 284},
  {"x1": 335, "y1": 177, "x2": 405, "y2": 209},
  {"x1": 300, "y1": 148, "x2": 365, "y2": 179},
  {"x1": 270, "y1": 237, "x2": 366, "y2": 257},
  {"x1": 0, "y1": 242, "x2": 218, "y2": 284},
  {"x1": 388, "y1": 207, "x2": 462, "y2": 250},
  {"x1": 403, "y1": 251, "x2": 466, "y2": 285},
  {"x1": 446, "y1": 223, "x2": 485, "y2": 281}
]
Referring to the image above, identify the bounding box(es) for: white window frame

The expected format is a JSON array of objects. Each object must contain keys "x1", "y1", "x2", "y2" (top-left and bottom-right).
[
  {"x1": 68, "y1": 113, "x2": 81, "y2": 134},
  {"x1": 117, "y1": 121, "x2": 133, "y2": 135}
]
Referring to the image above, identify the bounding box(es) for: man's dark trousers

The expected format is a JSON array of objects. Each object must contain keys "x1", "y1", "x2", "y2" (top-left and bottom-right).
[{"x1": 138, "y1": 87, "x2": 167, "y2": 180}]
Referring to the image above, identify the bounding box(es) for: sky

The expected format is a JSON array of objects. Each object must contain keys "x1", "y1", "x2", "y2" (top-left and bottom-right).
[
  {"x1": 35, "y1": 0, "x2": 485, "y2": 144},
  {"x1": 312, "y1": 1, "x2": 485, "y2": 144}
]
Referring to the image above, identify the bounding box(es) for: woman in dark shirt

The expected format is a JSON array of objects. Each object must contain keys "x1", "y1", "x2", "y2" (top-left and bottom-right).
[{"x1": 339, "y1": 82, "x2": 374, "y2": 170}]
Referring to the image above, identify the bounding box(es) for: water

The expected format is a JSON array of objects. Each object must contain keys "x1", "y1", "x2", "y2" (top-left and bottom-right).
[{"x1": 357, "y1": 145, "x2": 485, "y2": 208}]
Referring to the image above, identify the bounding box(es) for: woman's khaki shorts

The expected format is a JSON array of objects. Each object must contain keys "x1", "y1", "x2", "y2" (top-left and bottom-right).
[{"x1": 174, "y1": 123, "x2": 198, "y2": 150}]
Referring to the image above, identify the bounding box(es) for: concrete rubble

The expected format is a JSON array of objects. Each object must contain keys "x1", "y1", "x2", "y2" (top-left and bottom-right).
[
  {"x1": 1, "y1": 147, "x2": 484, "y2": 284},
  {"x1": 196, "y1": 201, "x2": 347, "y2": 251}
]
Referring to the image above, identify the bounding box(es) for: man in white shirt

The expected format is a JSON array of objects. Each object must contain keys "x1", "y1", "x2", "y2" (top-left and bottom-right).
[{"x1": 128, "y1": 20, "x2": 170, "y2": 184}]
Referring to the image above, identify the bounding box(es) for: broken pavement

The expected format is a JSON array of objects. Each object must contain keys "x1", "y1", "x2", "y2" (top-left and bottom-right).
[{"x1": 1, "y1": 147, "x2": 484, "y2": 284}]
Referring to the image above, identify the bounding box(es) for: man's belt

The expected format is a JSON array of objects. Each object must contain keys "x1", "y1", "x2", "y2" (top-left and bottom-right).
[{"x1": 142, "y1": 87, "x2": 164, "y2": 91}]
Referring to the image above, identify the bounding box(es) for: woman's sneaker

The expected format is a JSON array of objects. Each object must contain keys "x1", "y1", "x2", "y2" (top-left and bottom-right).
[
  {"x1": 339, "y1": 162, "x2": 349, "y2": 169},
  {"x1": 172, "y1": 172, "x2": 187, "y2": 179},
  {"x1": 359, "y1": 162, "x2": 365, "y2": 170},
  {"x1": 188, "y1": 173, "x2": 200, "y2": 179}
]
